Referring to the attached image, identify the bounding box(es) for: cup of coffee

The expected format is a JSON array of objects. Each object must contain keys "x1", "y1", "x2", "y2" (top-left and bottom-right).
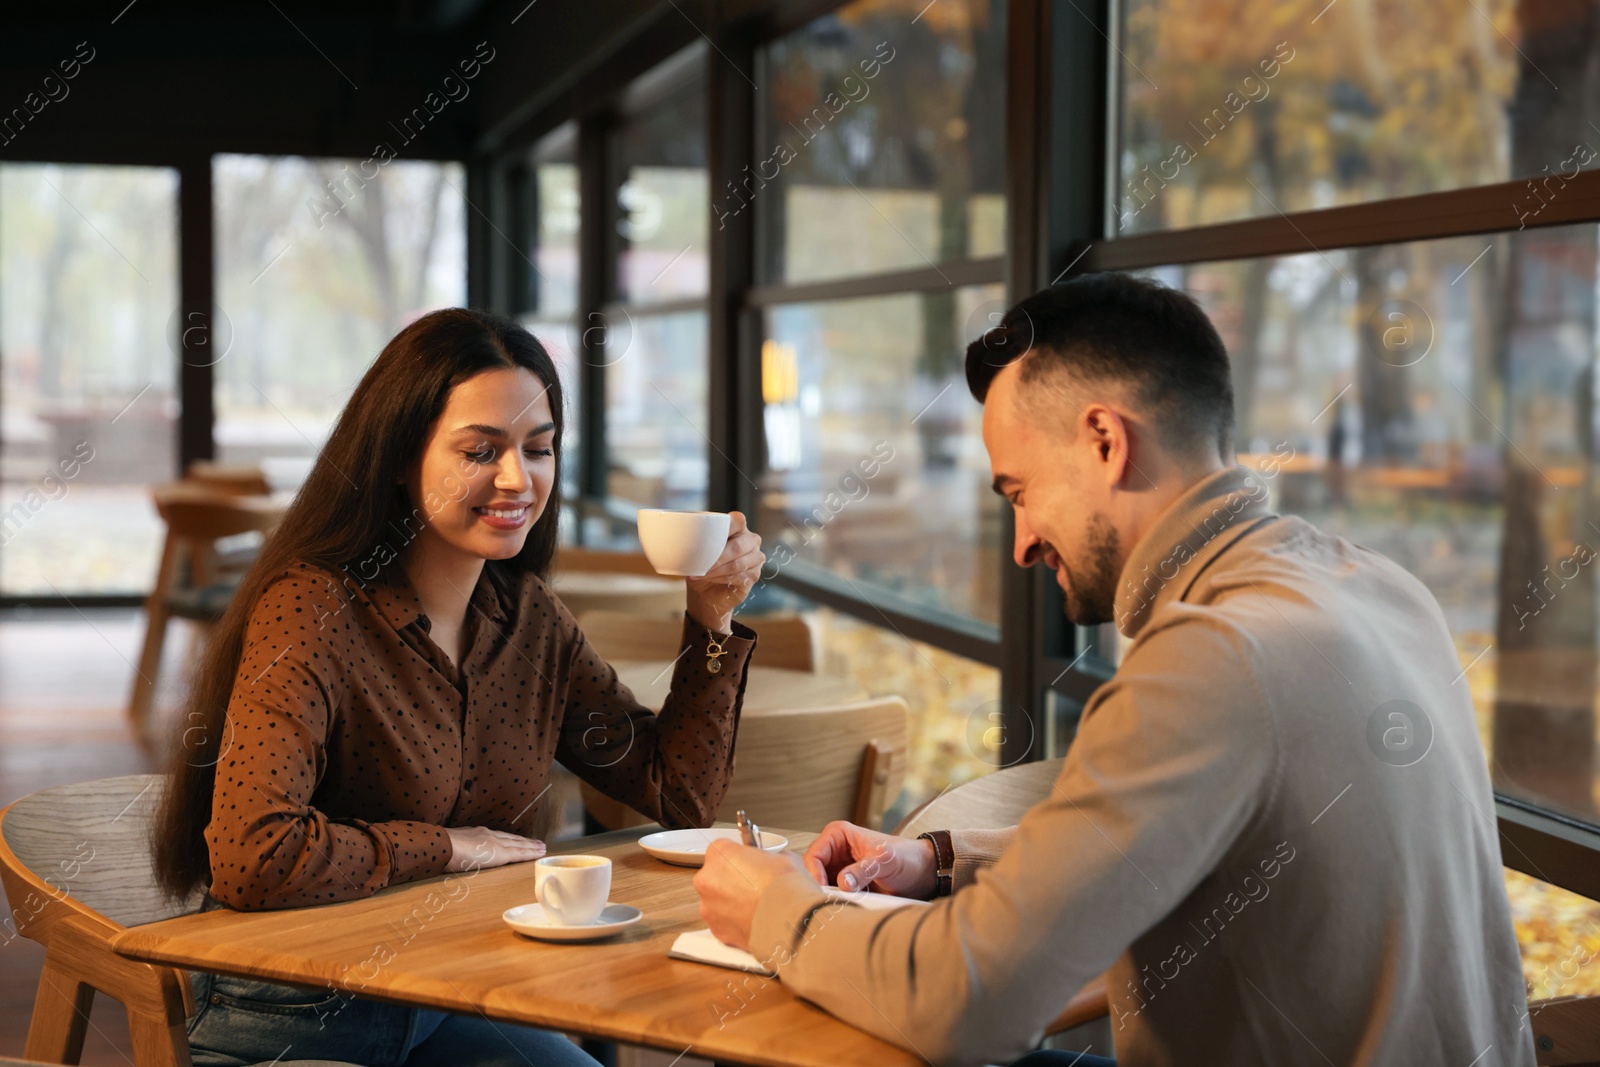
[
  {"x1": 636, "y1": 510, "x2": 731, "y2": 577},
  {"x1": 534, "y1": 855, "x2": 612, "y2": 926}
]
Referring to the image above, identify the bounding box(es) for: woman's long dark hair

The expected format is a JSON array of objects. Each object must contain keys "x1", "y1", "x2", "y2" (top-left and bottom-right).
[{"x1": 153, "y1": 308, "x2": 565, "y2": 899}]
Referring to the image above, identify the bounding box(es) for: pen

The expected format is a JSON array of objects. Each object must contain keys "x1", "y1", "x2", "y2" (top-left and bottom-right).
[{"x1": 735, "y1": 808, "x2": 760, "y2": 848}]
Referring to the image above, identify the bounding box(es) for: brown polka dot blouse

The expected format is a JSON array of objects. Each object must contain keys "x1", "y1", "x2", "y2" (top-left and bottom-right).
[{"x1": 204, "y1": 560, "x2": 755, "y2": 910}]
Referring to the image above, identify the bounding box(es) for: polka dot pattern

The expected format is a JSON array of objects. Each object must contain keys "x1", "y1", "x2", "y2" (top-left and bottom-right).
[{"x1": 203, "y1": 560, "x2": 755, "y2": 910}]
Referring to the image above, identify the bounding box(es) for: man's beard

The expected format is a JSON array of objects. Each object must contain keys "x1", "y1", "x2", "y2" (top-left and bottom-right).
[{"x1": 1063, "y1": 512, "x2": 1121, "y2": 626}]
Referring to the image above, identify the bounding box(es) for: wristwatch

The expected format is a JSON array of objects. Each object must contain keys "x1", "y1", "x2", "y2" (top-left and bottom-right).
[{"x1": 917, "y1": 829, "x2": 955, "y2": 897}]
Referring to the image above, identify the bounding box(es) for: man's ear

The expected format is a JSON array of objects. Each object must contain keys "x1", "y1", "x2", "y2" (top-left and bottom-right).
[{"x1": 1083, "y1": 403, "x2": 1133, "y2": 488}]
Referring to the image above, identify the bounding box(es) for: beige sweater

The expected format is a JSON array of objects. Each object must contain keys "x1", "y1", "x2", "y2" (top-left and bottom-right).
[{"x1": 749, "y1": 467, "x2": 1533, "y2": 1067}]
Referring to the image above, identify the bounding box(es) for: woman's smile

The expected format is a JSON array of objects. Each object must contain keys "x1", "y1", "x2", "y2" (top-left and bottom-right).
[{"x1": 473, "y1": 502, "x2": 531, "y2": 529}]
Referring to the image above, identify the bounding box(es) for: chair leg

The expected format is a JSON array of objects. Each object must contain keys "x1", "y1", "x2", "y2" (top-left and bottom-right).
[
  {"x1": 130, "y1": 534, "x2": 182, "y2": 735},
  {"x1": 26, "y1": 958, "x2": 94, "y2": 1065},
  {"x1": 128, "y1": 598, "x2": 171, "y2": 735},
  {"x1": 128, "y1": 1011, "x2": 193, "y2": 1067}
]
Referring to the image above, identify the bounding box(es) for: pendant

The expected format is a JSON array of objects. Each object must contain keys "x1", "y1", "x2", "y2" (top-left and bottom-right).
[{"x1": 708, "y1": 659, "x2": 722, "y2": 674}]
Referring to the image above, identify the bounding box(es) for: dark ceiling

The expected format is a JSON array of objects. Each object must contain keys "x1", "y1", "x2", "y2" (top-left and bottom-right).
[{"x1": 0, "y1": 0, "x2": 692, "y2": 164}]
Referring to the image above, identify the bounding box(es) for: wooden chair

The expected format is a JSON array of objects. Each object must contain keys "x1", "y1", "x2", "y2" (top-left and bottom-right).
[
  {"x1": 743, "y1": 613, "x2": 815, "y2": 672},
  {"x1": 0, "y1": 776, "x2": 356, "y2": 1067},
  {"x1": 582, "y1": 696, "x2": 909, "y2": 834},
  {"x1": 576, "y1": 611, "x2": 684, "y2": 663},
  {"x1": 552, "y1": 546, "x2": 658, "y2": 576},
  {"x1": 577, "y1": 611, "x2": 817, "y2": 672},
  {"x1": 0, "y1": 774, "x2": 201, "y2": 1066},
  {"x1": 1529, "y1": 997, "x2": 1600, "y2": 1064},
  {"x1": 183, "y1": 461, "x2": 271, "y2": 496},
  {"x1": 128, "y1": 486, "x2": 282, "y2": 734},
  {"x1": 894, "y1": 758, "x2": 1066, "y2": 838}
]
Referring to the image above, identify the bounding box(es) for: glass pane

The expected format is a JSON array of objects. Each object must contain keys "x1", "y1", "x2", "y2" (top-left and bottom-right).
[
  {"x1": 1507, "y1": 867, "x2": 1600, "y2": 999},
  {"x1": 521, "y1": 314, "x2": 581, "y2": 496},
  {"x1": 532, "y1": 125, "x2": 579, "y2": 317},
  {"x1": 604, "y1": 309, "x2": 707, "y2": 509},
  {"x1": 1116, "y1": 0, "x2": 1600, "y2": 233},
  {"x1": 0, "y1": 163, "x2": 178, "y2": 596},
  {"x1": 1152, "y1": 221, "x2": 1600, "y2": 826},
  {"x1": 612, "y1": 83, "x2": 708, "y2": 302},
  {"x1": 756, "y1": 0, "x2": 1007, "y2": 284},
  {"x1": 757, "y1": 285, "x2": 1003, "y2": 624},
  {"x1": 213, "y1": 155, "x2": 466, "y2": 471}
]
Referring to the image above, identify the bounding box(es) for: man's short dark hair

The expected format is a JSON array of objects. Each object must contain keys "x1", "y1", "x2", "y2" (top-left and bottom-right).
[{"x1": 965, "y1": 272, "x2": 1235, "y2": 457}]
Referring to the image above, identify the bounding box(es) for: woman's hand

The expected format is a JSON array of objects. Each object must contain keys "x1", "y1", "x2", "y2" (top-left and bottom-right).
[
  {"x1": 801, "y1": 820, "x2": 938, "y2": 898},
  {"x1": 444, "y1": 826, "x2": 546, "y2": 873},
  {"x1": 685, "y1": 510, "x2": 764, "y2": 634}
]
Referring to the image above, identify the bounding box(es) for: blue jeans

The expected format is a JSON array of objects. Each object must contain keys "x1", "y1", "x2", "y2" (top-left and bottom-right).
[
  {"x1": 1011, "y1": 1050, "x2": 1116, "y2": 1066},
  {"x1": 186, "y1": 970, "x2": 601, "y2": 1067}
]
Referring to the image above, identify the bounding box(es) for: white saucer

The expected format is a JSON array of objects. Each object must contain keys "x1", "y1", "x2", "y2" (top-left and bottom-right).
[
  {"x1": 637, "y1": 827, "x2": 789, "y2": 867},
  {"x1": 502, "y1": 902, "x2": 643, "y2": 942}
]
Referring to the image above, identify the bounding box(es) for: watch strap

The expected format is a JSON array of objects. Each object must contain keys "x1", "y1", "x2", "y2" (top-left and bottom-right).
[{"x1": 918, "y1": 829, "x2": 955, "y2": 897}]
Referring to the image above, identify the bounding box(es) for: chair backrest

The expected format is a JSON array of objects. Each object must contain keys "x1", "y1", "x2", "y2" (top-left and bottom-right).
[
  {"x1": 0, "y1": 774, "x2": 200, "y2": 933},
  {"x1": 554, "y1": 546, "x2": 658, "y2": 576},
  {"x1": 578, "y1": 610, "x2": 684, "y2": 663},
  {"x1": 894, "y1": 757, "x2": 1065, "y2": 837},
  {"x1": 185, "y1": 461, "x2": 272, "y2": 496},
  {"x1": 743, "y1": 613, "x2": 815, "y2": 673},
  {"x1": 717, "y1": 697, "x2": 909, "y2": 832},
  {"x1": 152, "y1": 485, "x2": 281, "y2": 587}
]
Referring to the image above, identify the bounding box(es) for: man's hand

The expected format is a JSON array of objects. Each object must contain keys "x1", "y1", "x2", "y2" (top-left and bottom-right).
[
  {"x1": 444, "y1": 826, "x2": 545, "y2": 873},
  {"x1": 802, "y1": 820, "x2": 938, "y2": 898},
  {"x1": 694, "y1": 838, "x2": 806, "y2": 950}
]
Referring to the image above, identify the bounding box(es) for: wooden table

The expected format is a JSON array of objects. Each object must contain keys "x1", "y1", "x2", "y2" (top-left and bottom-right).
[
  {"x1": 548, "y1": 571, "x2": 685, "y2": 618},
  {"x1": 615, "y1": 663, "x2": 865, "y2": 713},
  {"x1": 114, "y1": 828, "x2": 920, "y2": 1067}
]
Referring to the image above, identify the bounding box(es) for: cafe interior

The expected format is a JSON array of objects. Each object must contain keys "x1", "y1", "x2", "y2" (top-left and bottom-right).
[{"x1": 3, "y1": 0, "x2": 1600, "y2": 1063}]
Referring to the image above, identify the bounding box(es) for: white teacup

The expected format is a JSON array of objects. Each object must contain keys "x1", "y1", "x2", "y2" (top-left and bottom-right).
[
  {"x1": 534, "y1": 855, "x2": 612, "y2": 926},
  {"x1": 637, "y1": 510, "x2": 731, "y2": 577}
]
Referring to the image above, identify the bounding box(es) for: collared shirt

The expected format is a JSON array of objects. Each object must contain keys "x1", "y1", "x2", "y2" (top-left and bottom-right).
[
  {"x1": 748, "y1": 467, "x2": 1532, "y2": 1067},
  {"x1": 205, "y1": 559, "x2": 754, "y2": 911}
]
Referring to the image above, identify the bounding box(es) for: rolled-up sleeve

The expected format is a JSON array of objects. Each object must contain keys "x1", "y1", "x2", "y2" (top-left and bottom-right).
[
  {"x1": 557, "y1": 610, "x2": 755, "y2": 828},
  {"x1": 205, "y1": 570, "x2": 451, "y2": 910},
  {"x1": 745, "y1": 618, "x2": 1276, "y2": 1067}
]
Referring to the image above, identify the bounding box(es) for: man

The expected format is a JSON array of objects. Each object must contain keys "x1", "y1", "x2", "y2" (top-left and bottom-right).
[{"x1": 694, "y1": 272, "x2": 1533, "y2": 1066}]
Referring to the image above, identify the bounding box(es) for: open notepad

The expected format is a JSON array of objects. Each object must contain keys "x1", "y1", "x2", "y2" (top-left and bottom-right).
[{"x1": 668, "y1": 887, "x2": 930, "y2": 976}]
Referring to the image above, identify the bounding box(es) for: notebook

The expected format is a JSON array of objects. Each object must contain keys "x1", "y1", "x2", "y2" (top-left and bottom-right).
[{"x1": 668, "y1": 887, "x2": 930, "y2": 976}]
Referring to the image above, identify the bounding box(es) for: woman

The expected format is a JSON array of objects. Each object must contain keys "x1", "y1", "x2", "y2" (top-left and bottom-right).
[{"x1": 154, "y1": 308, "x2": 764, "y2": 1066}]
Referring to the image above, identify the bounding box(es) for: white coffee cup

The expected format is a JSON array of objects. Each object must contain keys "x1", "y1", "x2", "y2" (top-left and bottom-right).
[
  {"x1": 534, "y1": 855, "x2": 612, "y2": 926},
  {"x1": 636, "y1": 510, "x2": 731, "y2": 577}
]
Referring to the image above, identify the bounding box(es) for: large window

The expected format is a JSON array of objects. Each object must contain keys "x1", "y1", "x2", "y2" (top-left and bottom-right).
[
  {"x1": 1089, "y1": 0, "x2": 1600, "y2": 840},
  {"x1": 750, "y1": 0, "x2": 1009, "y2": 801},
  {"x1": 213, "y1": 154, "x2": 466, "y2": 473},
  {"x1": 0, "y1": 163, "x2": 178, "y2": 596},
  {"x1": 603, "y1": 48, "x2": 710, "y2": 511},
  {"x1": 1076, "y1": 0, "x2": 1600, "y2": 998}
]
